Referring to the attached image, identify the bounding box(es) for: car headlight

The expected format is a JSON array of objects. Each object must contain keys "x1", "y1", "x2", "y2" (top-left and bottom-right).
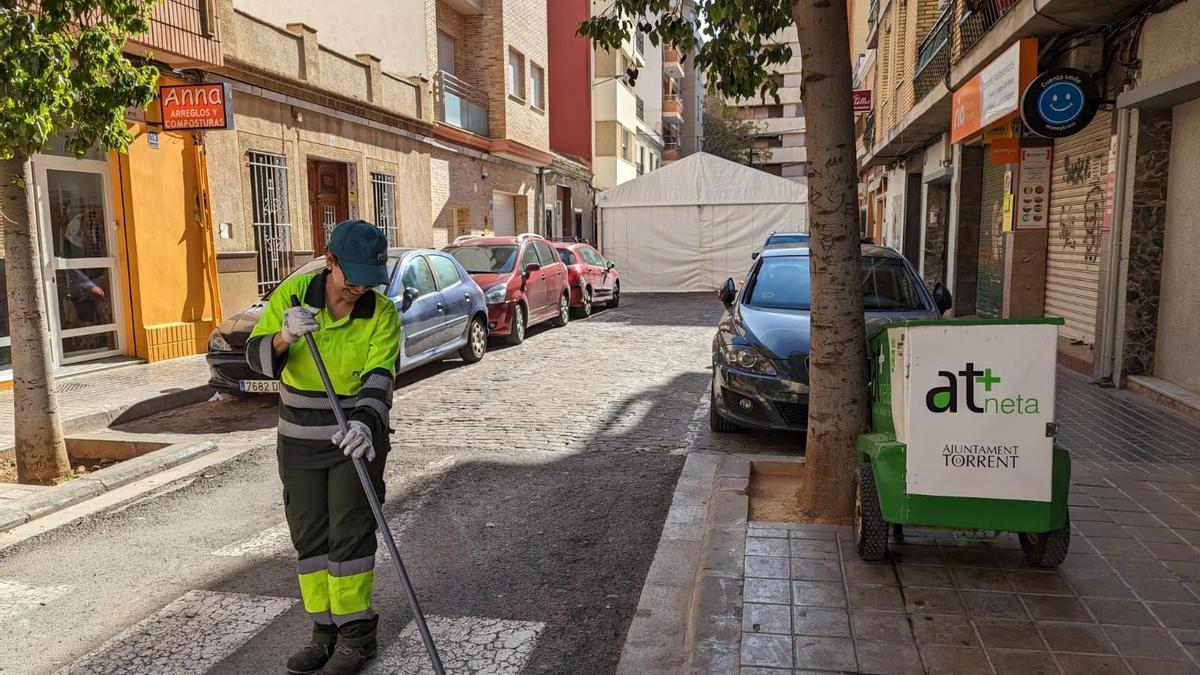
[
  {"x1": 484, "y1": 283, "x2": 508, "y2": 304},
  {"x1": 723, "y1": 345, "x2": 778, "y2": 375},
  {"x1": 208, "y1": 330, "x2": 232, "y2": 352}
]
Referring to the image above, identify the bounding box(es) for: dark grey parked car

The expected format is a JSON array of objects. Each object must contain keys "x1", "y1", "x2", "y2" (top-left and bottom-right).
[{"x1": 710, "y1": 242, "x2": 951, "y2": 433}]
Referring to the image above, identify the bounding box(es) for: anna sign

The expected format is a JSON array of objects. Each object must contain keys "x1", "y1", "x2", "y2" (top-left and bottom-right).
[{"x1": 159, "y1": 83, "x2": 234, "y2": 131}]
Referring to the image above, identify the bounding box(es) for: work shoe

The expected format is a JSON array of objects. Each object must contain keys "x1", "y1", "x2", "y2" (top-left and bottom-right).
[
  {"x1": 319, "y1": 642, "x2": 377, "y2": 675},
  {"x1": 286, "y1": 642, "x2": 334, "y2": 674}
]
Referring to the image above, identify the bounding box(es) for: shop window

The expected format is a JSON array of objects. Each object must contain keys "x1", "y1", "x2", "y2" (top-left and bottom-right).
[{"x1": 371, "y1": 172, "x2": 398, "y2": 246}]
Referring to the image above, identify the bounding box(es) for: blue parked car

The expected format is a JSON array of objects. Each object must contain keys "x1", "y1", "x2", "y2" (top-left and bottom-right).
[{"x1": 206, "y1": 249, "x2": 489, "y2": 394}]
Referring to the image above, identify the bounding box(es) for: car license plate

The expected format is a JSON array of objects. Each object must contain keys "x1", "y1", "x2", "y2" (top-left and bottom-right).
[{"x1": 239, "y1": 379, "x2": 280, "y2": 394}]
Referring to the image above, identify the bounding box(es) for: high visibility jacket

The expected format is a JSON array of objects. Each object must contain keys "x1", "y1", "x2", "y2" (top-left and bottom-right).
[{"x1": 247, "y1": 271, "x2": 401, "y2": 468}]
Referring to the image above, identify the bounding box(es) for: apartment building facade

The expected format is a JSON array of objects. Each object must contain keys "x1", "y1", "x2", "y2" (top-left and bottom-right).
[
  {"x1": 547, "y1": 0, "x2": 599, "y2": 241},
  {"x1": 855, "y1": 0, "x2": 1200, "y2": 411},
  {"x1": 725, "y1": 26, "x2": 808, "y2": 186},
  {"x1": 591, "y1": 1, "x2": 702, "y2": 188}
]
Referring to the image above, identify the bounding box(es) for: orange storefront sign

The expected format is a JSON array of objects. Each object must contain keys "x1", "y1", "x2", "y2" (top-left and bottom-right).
[
  {"x1": 159, "y1": 83, "x2": 234, "y2": 131},
  {"x1": 951, "y1": 39, "x2": 1037, "y2": 144}
]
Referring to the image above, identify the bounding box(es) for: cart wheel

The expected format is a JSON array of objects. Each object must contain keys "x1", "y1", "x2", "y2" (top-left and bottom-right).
[
  {"x1": 853, "y1": 463, "x2": 889, "y2": 562},
  {"x1": 1019, "y1": 512, "x2": 1071, "y2": 568}
]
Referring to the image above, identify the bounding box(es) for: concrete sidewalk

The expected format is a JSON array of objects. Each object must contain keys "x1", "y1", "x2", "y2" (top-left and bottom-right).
[
  {"x1": 628, "y1": 368, "x2": 1200, "y2": 674},
  {"x1": 0, "y1": 355, "x2": 211, "y2": 453}
]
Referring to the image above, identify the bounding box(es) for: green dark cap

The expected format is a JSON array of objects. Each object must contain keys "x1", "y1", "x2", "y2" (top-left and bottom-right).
[{"x1": 327, "y1": 220, "x2": 389, "y2": 287}]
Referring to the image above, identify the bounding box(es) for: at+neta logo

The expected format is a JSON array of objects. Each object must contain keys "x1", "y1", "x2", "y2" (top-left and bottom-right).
[{"x1": 925, "y1": 362, "x2": 1039, "y2": 415}]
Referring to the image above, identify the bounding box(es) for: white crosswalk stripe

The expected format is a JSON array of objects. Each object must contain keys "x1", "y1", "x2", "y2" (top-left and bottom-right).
[
  {"x1": 210, "y1": 523, "x2": 291, "y2": 558},
  {"x1": 365, "y1": 615, "x2": 545, "y2": 675},
  {"x1": 57, "y1": 589, "x2": 296, "y2": 675},
  {"x1": 0, "y1": 578, "x2": 71, "y2": 617}
]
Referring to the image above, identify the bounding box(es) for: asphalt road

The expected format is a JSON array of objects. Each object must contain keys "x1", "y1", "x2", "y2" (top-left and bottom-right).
[{"x1": 0, "y1": 293, "x2": 800, "y2": 674}]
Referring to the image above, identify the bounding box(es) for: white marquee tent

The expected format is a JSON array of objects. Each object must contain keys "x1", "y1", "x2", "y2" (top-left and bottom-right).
[{"x1": 597, "y1": 152, "x2": 809, "y2": 292}]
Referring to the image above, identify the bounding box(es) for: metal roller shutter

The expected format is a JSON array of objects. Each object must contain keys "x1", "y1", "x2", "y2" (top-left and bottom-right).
[
  {"x1": 977, "y1": 152, "x2": 1007, "y2": 318},
  {"x1": 1045, "y1": 110, "x2": 1111, "y2": 346}
]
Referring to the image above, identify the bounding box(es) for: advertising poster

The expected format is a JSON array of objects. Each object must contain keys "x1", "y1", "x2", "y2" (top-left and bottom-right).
[
  {"x1": 1016, "y1": 147, "x2": 1052, "y2": 230},
  {"x1": 902, "y1": 324, "x2": 1057, "y2": 502}
]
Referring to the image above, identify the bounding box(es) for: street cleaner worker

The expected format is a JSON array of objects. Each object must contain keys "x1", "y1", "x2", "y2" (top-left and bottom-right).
[{"x1": 246, "y1": 219, "x2": 400, "y2": 675}]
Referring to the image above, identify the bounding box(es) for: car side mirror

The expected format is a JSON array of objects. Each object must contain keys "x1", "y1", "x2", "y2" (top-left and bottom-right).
[
  {"x1": 606, "y1": 261, "x2": 616, "y2": 271},
  {"x1": 751, "y1": 251, "x2": 759, "y2": 260},
  {"x1": 932, "y1": 282, "x2": 953, "y2": 315},
  {"x1": 524, "y1": 262, "x2": 541, "y2": 277},
  {"x1": 718, "y1": 278, "x2": 737, "y2": 306},
  {"x1": 401, "y1": 286, "x2": 419, "y2": 311}
]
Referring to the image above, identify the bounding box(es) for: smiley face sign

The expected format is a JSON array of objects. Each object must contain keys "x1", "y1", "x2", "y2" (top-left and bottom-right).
[{"x1": 1021, "y1": 68, "x2": 1099, "y2": 138}]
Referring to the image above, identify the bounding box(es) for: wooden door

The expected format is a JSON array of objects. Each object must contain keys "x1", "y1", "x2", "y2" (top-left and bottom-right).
[{"x1": 307, "y1": 160, "x2": 349, "y2": 256}]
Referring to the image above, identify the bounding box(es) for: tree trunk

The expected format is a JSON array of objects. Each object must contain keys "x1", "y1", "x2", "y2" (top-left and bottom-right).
[
  {"x1": 790, "y1": 0, "x2": 869, "y2": 523},
  {"x1": 1, "y1": 156, "x2": 70, "y2": 484}
]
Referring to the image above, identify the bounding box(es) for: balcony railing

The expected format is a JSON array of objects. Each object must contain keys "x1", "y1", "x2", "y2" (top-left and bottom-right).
[
  {"x1": 913, "y1": 3, "x2": 953, "y2": 102},
  {"x1": 956, "y1": 0, "x2": 1020, "y2": 60},
  {"x1": 862, "y1": 111, "x2": 876, "y2": 154},
  {"x1": 664, "y1": 47, "x2": 684, "y2": 79},
  {"x1": 434, "y1": 70, "x2": 489, "y2": 137}
]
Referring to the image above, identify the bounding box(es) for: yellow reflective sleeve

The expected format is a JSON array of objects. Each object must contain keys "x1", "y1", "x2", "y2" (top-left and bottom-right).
[{"x1": 364, "y1": 293, "x2": 401, "y2": 378}]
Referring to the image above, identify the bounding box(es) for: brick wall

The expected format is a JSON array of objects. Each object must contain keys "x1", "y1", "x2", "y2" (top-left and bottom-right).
[
  {"x1": 499, "y1": 0, "x2": 550, "y2": 150},
  {"x1": 432, "y1": 0, "x2": 549, "y2": 152},
  {"x1": 430, "y1": 147, "x2": 538, "y2": 243}
]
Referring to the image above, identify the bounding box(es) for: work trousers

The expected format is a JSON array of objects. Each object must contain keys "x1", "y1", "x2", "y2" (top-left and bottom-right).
[{"x1": 279, "y1": 452, "x2": 386, "y2": 647}]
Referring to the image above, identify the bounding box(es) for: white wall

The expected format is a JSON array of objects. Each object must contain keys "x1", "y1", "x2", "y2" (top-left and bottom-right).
[
  {"x1": 233, "y1": 0, "x2": 430, "y2": 78},
  {"x1": 1139, "y1": 0, "x2": 1200, "y2": 84},
  {"x1": 1153, "y1": 98, "x2": 1200, "y2": 392}
]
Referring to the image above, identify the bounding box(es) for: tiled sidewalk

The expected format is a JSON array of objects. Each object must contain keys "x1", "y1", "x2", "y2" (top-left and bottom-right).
[
  {"x1": 0, "y1": 355, "x2": 210, "y2": 450},
  {"x1": 734, "y1": 369, "x2": 1200, "y2": 674}
]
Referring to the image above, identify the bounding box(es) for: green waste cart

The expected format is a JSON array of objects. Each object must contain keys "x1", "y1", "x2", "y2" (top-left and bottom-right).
[{"x1": 853, "y1": 318, "x2": 1071, "y2": 567}]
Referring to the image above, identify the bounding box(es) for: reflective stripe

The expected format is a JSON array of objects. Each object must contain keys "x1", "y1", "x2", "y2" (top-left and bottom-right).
[
  {"x1": 328, "y1": 568, "x2": 374, "y2": 619},
  {"x1": 354, "y1": 397, "x2": 389, "y2": 420},
  {"x1": 258, "y1": 336, "x2": 275, "y2": 378},
  {"x1": 278, "y1": 418, "x2": 341, "y2": 441},
  {"x1": 363, "y1": 372, "x2": 394, "y2": 393},
  {"x1": 331, "y1": 608, "x2": 377, "y2": 626},
  {"x1": 281, "y1": 388, "x2": 353, "y2": 410},
  {"x1": 328, "y1": 556, "x2": 375, "y2": 577},
  {"x1": 297, "y1": 555, "x2": 329, "y2": 575},
  {"x1": 297, "y1": 569, "x2": 331, "y2": 616},
  {"x1": 310, "y1": 610, "x2": 334, "y2": 625}
]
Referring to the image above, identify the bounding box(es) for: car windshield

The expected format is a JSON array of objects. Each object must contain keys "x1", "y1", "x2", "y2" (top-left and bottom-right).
[
  {"x1": 745, "y1": 256, "x2": 925, "y2": 311},
  {"x1": 766, "y1": 232, "x2": 809, "y2": 246},
  {"x1": 445, "y1": 245, "x2": 518, "y2": 274},
  {"x1": 265, "y1": 256, "x2": 398, "y2": 298}
]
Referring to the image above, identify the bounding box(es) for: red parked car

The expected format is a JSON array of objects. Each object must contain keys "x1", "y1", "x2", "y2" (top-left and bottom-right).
[
  {"x1": 553, "y1": 241, "x2": 621, "y2": 318},
  {"x1": 444, "y1": 233, "x2": 570, "y2": 345}
]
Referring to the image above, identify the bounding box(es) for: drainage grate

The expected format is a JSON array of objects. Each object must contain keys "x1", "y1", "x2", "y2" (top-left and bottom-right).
[{"x1": 55, "y1": 382, "x2": 91, "y2": 394}]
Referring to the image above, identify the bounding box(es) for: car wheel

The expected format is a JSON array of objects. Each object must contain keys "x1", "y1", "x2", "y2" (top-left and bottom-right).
[
  {"x1": 608, "y1": 282, "x2": 620, "y2": 308},
  {"x1": 572, "y1": 287, "x2": 593, "y2": 319},
  {"x1": 505, "y1": 304, "x2": 526, "y2": 346},
  {"x1": 709, "y1": 384, "x2": 741, "y2": 433},
  {"x1": 852, "y1": 463, "x2": 889, "y2": 562},
  {"x1": 1019, "y1": 513, "x2": 1070, "y2": 568},
  {"x1": 551, "y1": 292, "x2": 570, "y2": 327},
  {"x1": 459, "y1": 316, "x2": 487, "y2": 363}
]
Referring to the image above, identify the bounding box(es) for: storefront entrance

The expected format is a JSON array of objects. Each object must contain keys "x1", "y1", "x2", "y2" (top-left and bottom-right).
[{"x1": 33, "y1": 154, "x2": 126, "y2": 366}]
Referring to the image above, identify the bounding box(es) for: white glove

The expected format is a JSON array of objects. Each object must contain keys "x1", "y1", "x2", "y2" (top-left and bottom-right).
[
  {"x1": 281, "y1": 306, "x2": 320, "y2": 344},
  {"x1": 332, "y1": 420, "x2": 375, "y2": 462}
]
